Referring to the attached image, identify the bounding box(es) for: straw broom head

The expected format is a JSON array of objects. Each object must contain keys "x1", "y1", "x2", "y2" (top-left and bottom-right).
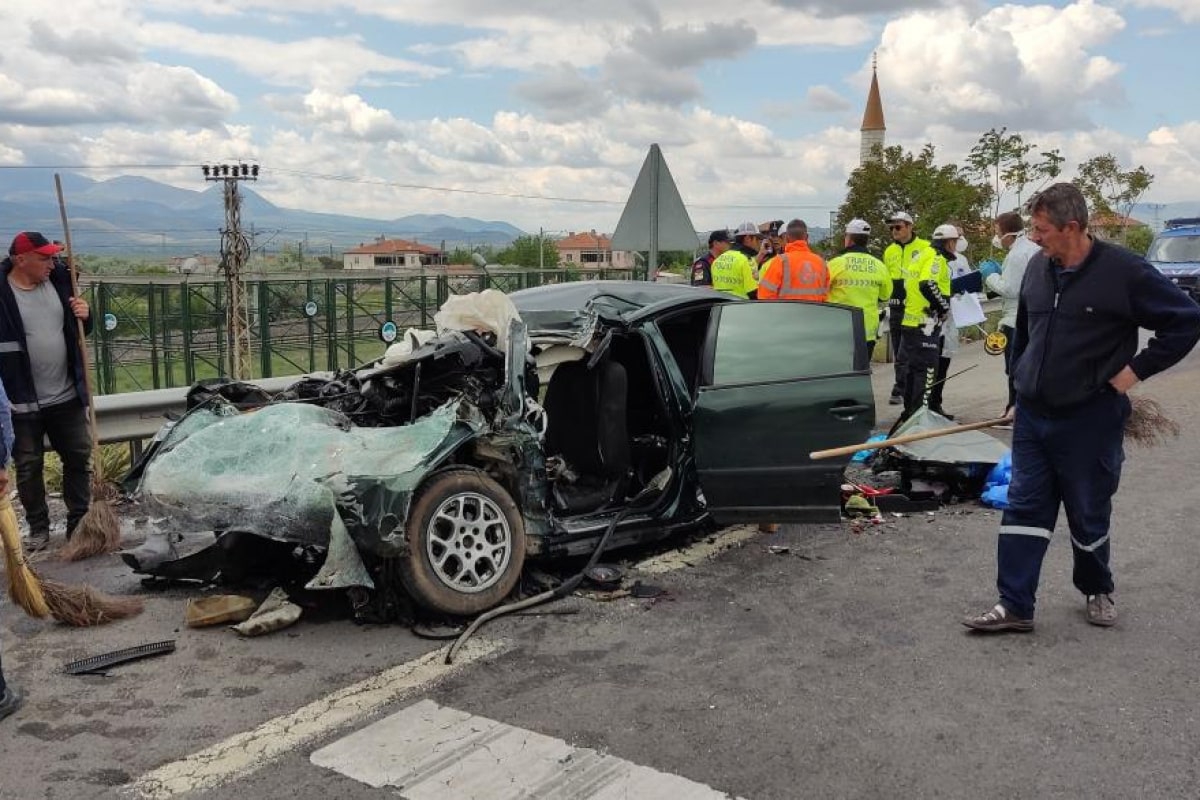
[
  {"x1": 58, "y1": 500, "x2": 121, "y2": 562},
  {"x1": 1, "y1": 495, "x2": 50, "y2": 618},
  {"x1": 39, "y1": 578, "x2": 143, "y2": 626},
  {"x1": 1125, "y1": 395, "x2": 1180, "y2": 447}
]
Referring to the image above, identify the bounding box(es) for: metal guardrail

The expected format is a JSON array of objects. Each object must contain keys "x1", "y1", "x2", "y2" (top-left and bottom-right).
[{"x1": 93, "y1": 374, "x2": 312, "y2": 444}]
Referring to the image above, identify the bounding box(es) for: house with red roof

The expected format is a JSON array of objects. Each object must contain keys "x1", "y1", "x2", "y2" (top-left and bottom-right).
[
  {"x1": 343, "y1": 237, "x2": 445, "y2": 270},
  {"x1": 556, "y1": 230, "x2": 634, "y2": 270}
]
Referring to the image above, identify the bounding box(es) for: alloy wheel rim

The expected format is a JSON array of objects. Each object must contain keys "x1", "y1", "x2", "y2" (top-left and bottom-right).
[{"x1": 425, "y1": 492, "x2": 511, "y2": 593}]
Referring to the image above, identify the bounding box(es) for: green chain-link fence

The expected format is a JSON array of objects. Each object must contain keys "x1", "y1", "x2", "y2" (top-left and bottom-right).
[{"x1": 80, "y1": 267, "x2": 647, "y2": 394}]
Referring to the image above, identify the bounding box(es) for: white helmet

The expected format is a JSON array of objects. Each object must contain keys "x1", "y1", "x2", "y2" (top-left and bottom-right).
[{"x1": 932, "y1": 224, "x2": 960, "y2": 241}]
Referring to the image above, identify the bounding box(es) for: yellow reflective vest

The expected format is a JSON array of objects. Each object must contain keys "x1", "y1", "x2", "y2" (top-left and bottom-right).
[
  {"x1": 826, "y1": 248, "x2": 891, "y2": 341},
  {"x1": 710, "y1": 247, "x2": 759, "y2": 299},
  {"x1": 901, "y1": 247, "x2": 952, "y2": 328},
  {"x1": 883, "y1": 236, "x2": 930, "y2": 282}
]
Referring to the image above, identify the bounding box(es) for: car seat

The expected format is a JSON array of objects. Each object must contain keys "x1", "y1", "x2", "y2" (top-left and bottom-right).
[{"x1": 542, "y1": 359, "x2": 631, "y2": 513}]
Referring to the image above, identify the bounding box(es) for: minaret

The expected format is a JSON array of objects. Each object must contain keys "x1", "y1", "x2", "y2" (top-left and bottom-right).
[{"x1": 860, "y1": 54, "x2": 885, "y2": 164}]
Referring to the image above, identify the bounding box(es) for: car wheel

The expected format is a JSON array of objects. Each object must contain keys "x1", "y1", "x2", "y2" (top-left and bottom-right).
[{"x1": 399, "y1": 469, "x2": 526, "y2": 616}]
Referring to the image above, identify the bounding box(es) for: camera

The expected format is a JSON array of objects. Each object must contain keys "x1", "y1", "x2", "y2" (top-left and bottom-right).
[{"x1": 758, "y1": 220, "x2": 784, "y2": 257}]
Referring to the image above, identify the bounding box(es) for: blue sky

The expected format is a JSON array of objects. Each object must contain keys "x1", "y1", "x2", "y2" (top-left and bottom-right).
[{"x1": 0, "y1": 0, "x2": 1197, "y2": 236}]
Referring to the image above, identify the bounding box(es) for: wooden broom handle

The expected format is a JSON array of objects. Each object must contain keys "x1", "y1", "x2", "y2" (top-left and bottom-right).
[
  {"x1": 809, "y1": 417, "x2": 1010, "y2": 460},
  {"x1": 53, "y1": 173, "x2": 101, "y2": 454}
]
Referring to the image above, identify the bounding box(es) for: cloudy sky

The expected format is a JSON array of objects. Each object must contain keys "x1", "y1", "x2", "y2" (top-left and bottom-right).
[{"x1": 0, "y1": 0, "x2": 1197, "y2": 236}]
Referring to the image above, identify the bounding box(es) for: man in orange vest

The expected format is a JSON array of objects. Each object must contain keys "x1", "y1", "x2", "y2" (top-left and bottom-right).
[{"x1": 757, "y1": 219, "x2": 828, "y2": 302}]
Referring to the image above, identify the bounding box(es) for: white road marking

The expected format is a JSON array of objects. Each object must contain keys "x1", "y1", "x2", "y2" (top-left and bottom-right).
[
  {"x1": 312, "y1": 699, "x2": 743, "y2": 799},
  {"x1": 632, "y1": 524, "x2": 762, "y2": 575},
  {"x1": 124, "y1": 638, "x2": 505, "y2": 800}
]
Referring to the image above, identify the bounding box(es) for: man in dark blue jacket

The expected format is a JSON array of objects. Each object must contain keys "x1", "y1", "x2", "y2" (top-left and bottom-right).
[
  {"x1": 0, "y1": 232, "x2": 92, "y2": 552},
  {"x1": 965, "y1": 183, "x2": 1200, "y2": 633}
]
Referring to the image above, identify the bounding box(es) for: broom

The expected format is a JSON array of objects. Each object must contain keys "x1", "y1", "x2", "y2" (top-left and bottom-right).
[
  {"x1": 811, "y1": 392, "x2": 1179, "y2": 460},
  {"x1": 1, "y1": 493, "x2": 49, "y2": 617},
  {"x1": 2, "y1": 491, "x2": 142, "y2": 625},
  {"x1": 53, "y1": 174, "x2": 121, "y2": 561}
]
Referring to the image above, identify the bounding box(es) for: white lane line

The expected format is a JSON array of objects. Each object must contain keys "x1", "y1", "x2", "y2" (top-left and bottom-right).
[
  {"x1": 124, "y1": 638, "x2": 505, "y2": 800},
  {"x1": 632, "y1": 524, "x2": 762, "y2": 575},
  {"x1": 311, "y1": 699, "x2": 743, "y2": 799}
]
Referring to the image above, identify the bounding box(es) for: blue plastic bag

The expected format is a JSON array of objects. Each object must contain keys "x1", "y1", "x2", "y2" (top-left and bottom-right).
[
  {"x1": 981, "y1": 484, "x2": 1009, "y2": 509},
  {"x1": 980, "y1": 452, "x2": 1012, "y2": 508},
  {"x1": 852, "y1": 434, "x2": 888, "y2": 463}
]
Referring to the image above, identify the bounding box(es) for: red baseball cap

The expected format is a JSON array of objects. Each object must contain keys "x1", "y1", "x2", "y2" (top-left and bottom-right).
[{"x1": 9, "y1": 231, "x2": 63, "y2": 257}]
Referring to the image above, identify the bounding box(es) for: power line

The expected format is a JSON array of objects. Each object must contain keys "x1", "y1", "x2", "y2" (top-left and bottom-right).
[{"x1": 3, "y1": 163, "x2": 831, "y2": 210}]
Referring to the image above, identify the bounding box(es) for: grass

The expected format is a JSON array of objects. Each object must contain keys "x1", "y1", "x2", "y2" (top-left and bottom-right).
[{"x1": 39, "y1": 445, "x2": 132, "y2": 494}]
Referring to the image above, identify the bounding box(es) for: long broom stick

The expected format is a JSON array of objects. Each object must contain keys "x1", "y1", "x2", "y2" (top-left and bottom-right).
[
  {"x1": 812, "y1": 394, "x2": 1177, "y2": 461},
  {"x1": 53, "y1": 174, "x2": 121, "y2": 561},
  {"x1": 811, "y1": 417, "x2": 1009, "y2": 460}
]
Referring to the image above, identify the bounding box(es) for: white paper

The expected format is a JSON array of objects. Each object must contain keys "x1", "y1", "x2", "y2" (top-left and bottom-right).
[{"x1": 950, "y1": 293, "x2": 986, "y2": 328}]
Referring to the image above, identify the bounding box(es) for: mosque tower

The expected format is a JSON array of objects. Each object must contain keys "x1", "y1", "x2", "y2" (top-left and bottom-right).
[{"x1": 860, "y1": 54, "x2": 886, "y2": 165}]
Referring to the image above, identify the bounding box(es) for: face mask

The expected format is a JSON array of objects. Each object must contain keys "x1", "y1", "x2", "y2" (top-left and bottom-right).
[
  {"x1": 991, "y1": 234, "x2": 1004, "y2": 249},
  {"x1": 955, "y1": 237, "x2": 968, "y2": 254}
]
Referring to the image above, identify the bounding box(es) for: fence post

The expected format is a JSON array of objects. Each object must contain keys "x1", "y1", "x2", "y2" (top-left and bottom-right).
[
  {"x1": 147, "y1": 283, "x2": 160, "y2": 390},
  {"x1": 258, "y1": 279, "x2": 272, "y2": 378}
]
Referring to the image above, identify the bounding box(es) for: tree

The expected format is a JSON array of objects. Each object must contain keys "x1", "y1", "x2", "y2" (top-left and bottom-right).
[
  {"x1": 835, "y1": 144, "x2": 992, "y2": 254},
  {"x1": 967, "y1": 127, "x2": 1063, "y2": 215},
  {"x1": 1074, "y1": 153, "x2": 1154, "y2": 244},
  {"x1": 1125, "y1": 225, "x2": 1153, "y2": 256},
  {"x1": 496, "y1": 235, "x2": 558, "y2": 268}
]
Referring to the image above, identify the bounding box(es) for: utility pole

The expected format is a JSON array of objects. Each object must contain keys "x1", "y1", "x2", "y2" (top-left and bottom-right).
[
  {"x1": 539, "y1": 227, "x2": 544, "y2": 270},
  {"x1": 202, "y1": 162, "x2": 259, "y2": 380}
]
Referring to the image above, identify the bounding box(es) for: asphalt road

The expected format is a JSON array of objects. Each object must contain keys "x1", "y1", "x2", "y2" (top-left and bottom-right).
[{"x1": 3, "y1": 336, "x2": 1199, "y2": 799}]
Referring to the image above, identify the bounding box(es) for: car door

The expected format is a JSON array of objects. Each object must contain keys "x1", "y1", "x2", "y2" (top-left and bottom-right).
[{"x1": 692, "y1": 300, "x2": 874, "y2": 523}]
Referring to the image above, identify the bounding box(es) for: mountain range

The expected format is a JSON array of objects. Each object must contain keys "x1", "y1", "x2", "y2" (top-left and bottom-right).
[{"x1": 0, "y1": 171, "x2": 526, "y2": 258}]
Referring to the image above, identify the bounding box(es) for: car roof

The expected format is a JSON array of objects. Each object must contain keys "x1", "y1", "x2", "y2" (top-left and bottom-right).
[{"x1": 510, "y1": 280, "x2": 729, "y2": 332}]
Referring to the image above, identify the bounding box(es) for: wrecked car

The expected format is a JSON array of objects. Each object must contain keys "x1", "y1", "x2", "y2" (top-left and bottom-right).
[{"x1": 124, "y1": 282, "x2": 875, "y2": 616}]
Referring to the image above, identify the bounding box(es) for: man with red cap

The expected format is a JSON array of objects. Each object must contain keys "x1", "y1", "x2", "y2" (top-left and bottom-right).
[{"x1": 0, "y1": 232, "x2": 92, "y2": 551}]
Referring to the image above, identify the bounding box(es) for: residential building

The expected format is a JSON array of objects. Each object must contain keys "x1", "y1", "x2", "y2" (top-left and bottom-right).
[
  {"x1": 556, "y1": 230, "x2": 634, "y2": 269},
  {"x1": 343, "y1": 237, "x2": 445, "y2": 270},
  {"x1": 1089, "y1": 212, "x2": 1148, "y2": 241}
]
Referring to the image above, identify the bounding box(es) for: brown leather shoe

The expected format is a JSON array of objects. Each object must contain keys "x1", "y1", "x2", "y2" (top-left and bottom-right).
[
  {"x1": 1086, "y1": 594, "x2": 1117, "y2": 627},
  {"x1": 963, "y1": 603, "x2": 1034, "y2": 633}
]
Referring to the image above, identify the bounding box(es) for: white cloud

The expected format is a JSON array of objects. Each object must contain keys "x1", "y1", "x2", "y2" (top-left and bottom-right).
[
  {"x1": 140, "y1": 22, "x2": 445, "y2": 90},
  {"x1": 878, "y1": 0, "x2": 1126, "y2": 134},
  {"x1": 806, "y1": 86, "x2": 852, "y2": 112},
  {"x1": 1126, "y1": 0, "x2": 1200, "y2": 24}
]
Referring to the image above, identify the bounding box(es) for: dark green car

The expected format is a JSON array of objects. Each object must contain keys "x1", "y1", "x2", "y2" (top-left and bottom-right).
[{"x1": 128, "y1": 281, "x2": 874, "y2": 617}]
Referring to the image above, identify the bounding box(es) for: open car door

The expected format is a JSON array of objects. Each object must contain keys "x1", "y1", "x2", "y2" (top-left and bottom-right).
[{"x1": 693, "y1": 301, "x2": 875, "y2": 523}]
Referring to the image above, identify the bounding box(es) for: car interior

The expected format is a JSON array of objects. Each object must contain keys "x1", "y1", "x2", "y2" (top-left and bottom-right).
[{"x1": 537, "y1": 326, "x2": 684, "y2": 516}]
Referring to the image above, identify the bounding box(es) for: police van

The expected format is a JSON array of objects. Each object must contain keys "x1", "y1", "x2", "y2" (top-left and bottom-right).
[{"x1": 1147, "y1": 217, "x2": 1200, "y2": 301}]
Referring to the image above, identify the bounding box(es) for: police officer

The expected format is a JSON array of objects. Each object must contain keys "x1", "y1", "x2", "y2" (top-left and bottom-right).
[
  {"x1": 690, "y1": 230, "x2": 731, "y2": 287},
  {"x1": 897, "y1": 225, "x2": 951, "y2": 419},
  {"x1": 925, "y1": 224, "x2": 963, "y2": 419},
  {"x1": 710, "y1": 222, "x2": 764, "y2": 299},
  {"x1": 826, "y1": 219, "x2": 890, "y2": 359},
  {"x1": 883, "y1": 212, "x2": 931, "y2": 405}
]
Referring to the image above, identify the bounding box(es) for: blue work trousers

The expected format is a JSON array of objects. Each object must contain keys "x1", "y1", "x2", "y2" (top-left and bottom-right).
[{"x1": 997, "y1": 390, "x2": 1130, "y2": 619}]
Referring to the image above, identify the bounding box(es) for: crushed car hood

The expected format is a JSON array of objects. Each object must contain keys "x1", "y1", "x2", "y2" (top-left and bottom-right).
[{"x1": 134, "y1": 399, "x2": 481, "y2": 588}]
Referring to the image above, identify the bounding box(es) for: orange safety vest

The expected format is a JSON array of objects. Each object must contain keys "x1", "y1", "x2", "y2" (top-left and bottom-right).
[{"x1": 758, "y1": 241, "x2": 829, "y2": 302}]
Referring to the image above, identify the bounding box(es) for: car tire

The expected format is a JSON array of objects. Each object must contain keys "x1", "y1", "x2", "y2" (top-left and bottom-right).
[{"x1": 399, "y1": 469, "x2": 526, "y2": 616}]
